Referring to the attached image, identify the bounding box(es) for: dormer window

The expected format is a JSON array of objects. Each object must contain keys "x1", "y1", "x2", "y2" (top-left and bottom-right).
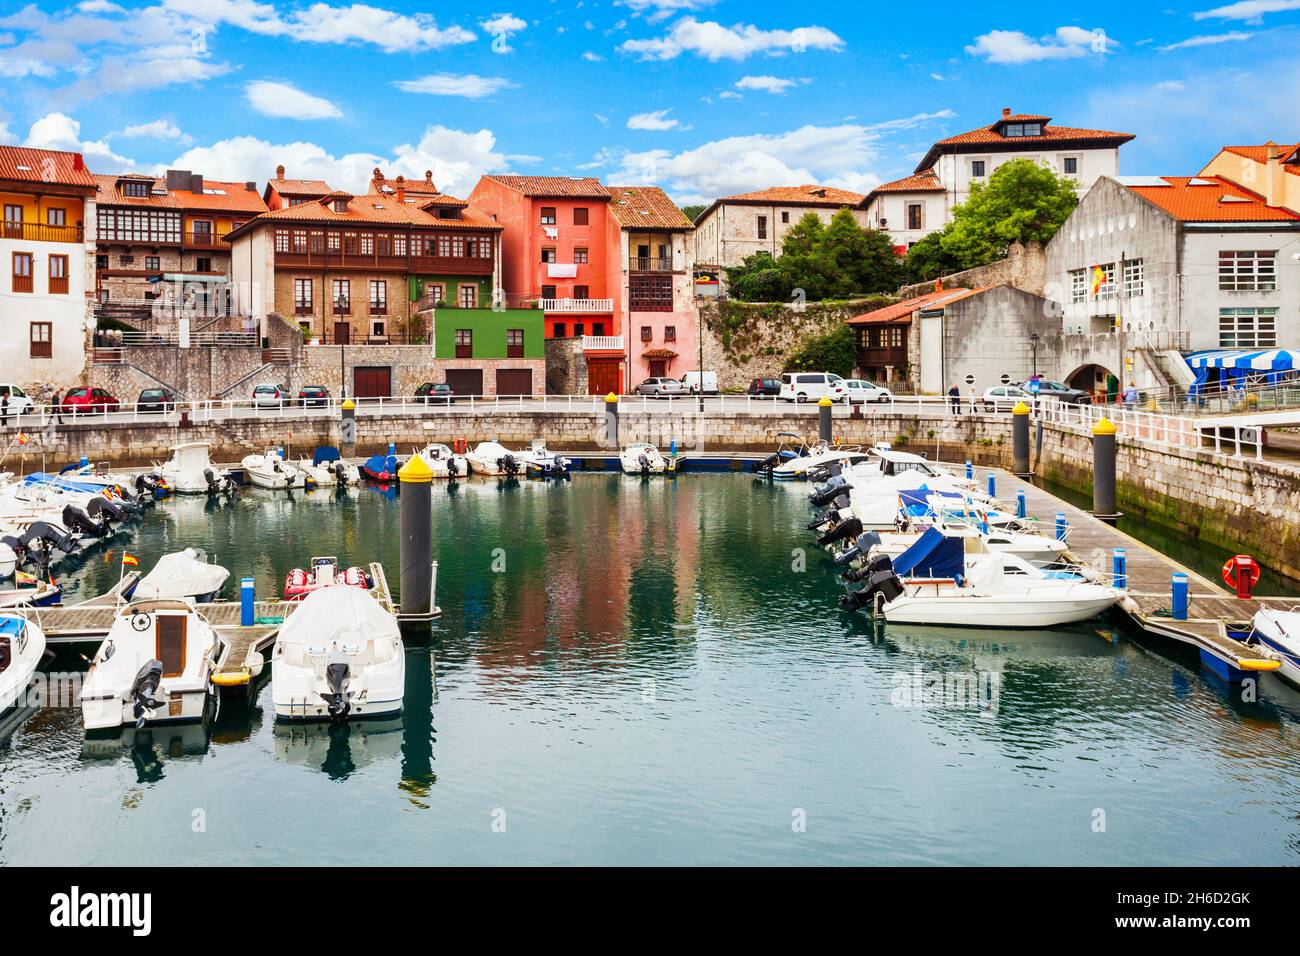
[
  {"x1": 333, "y1": 199, "x2": 347, "y2": 213},
  {"x1": 123, "y1": 181, "x2": 150, "y2": 198},
  {"x1": 1002, "y1": 122, "x2": 1043, "y2": 138}
]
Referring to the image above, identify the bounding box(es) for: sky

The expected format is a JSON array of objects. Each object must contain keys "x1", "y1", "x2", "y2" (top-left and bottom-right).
[{"x1": 0, "y1": 0, "x2": 1298, "y2": 205}]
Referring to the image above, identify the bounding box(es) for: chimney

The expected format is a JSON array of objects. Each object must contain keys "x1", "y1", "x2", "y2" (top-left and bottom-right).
[
  {"x1": 395, "y1": 175, "x2": 405, "y2": 203},
  {"x1": 373, "y1": 167, "x2": 383, "y2": 183},
  {"x1": 425, "y1": 170, "x2": 434, "y2": 187},
  {"x1": 1266, "y1": 141, "x2": 1285, "y2": 208},
  {"x1": 190, "y1": 173, "x2": 204, "y2": 193},
  {"x1": 245, "y1": 181, "x2": 256, "y2": 191},
  {"x1": 73, "y1": 154, "x2": 84, "y2": 171},
  {"x1": 275, "y1": 164, "x2": 285, "y2": 179},
  {"x1": 165, "y1": 169, "x2": 191, "y2": 191},
  {"x1": 1002, "y1": 107, "x2": 1011, "y2": 119}
]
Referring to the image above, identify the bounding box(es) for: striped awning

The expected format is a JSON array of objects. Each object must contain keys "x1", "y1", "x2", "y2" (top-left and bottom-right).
[{"x1": 1184, "y1": 349, "x2": 1294, "y2": 371}]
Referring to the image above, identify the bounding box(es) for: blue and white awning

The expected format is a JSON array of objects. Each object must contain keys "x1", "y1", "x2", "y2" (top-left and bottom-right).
[{"x1": 1184, "y1": 349, "x2": 1294, "y2": 371}]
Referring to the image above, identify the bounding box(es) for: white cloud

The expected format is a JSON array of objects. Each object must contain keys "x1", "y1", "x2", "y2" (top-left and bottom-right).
[
  {"x1": 718, "y1": 90, "x2": 741, "y2": 100},
  {"x1": 115, "y1": 118, "x2": 192, "y2": 144},
  {"x1": 966, "y1": 26, "x2": 1114, "y2": 64},
  {"x1": 1154, "y1": 79, "x2": 1186, "y2": 91},
  {"x1": 618, "y1": 0, "x2": 713, "y2": 24},
  {"x1": 24, "y1": 111, "x2": 135, "y2": 171},
  {"x1": 627, "y1": 108, "x2": 687, "y2": 130},
  {"x1": 76, "y1": 0, "x2": 126, "y2": 12},
  {"x1": 0, "y1": 122, "x2": 16, "y2": 145},
  {"x1": 1193, "y1": 0, "x2": 1300, "y2": 20},
  {"x1": 480, "y1": 12, "x2": 525, "y2": 52},
  {"x1": 1159, "y1": 31, "x2": 1253, "y2": 50},
  {"x1": 621, "y1": 17, "x2": 844, "y2": 61},
  {"x1": 245, "y1": 80, "x2": 342, "y2": 119},
  {"x1": 734, "y1": 75, "x2": 803, "y2": 94},
  {"x1": 582, "y1": 50, "x2": 604, "y2": 61},
  {"x1": 393, "y1": 73, "x2": 516, "y2": 98}
]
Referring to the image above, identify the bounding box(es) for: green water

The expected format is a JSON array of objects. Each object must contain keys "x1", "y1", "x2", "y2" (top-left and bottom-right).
[{"x1": 2, "y1": 475, "x2": 1300, "y2": 866}]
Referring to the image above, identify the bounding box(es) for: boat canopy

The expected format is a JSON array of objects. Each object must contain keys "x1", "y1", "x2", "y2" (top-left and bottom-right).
[
  {"x1": 898, "y1": 486, "x2": 963, "y2": 517},
  {"x1": 892, "y1": 527, "x2": 965, "y2": 579},
  {"x1": 313, "y1": 446, "x2": 342, "y2": 465},
  {"x1": 1184, "y1": 348, "x2": 1295, "y2": 389},
  {"x1": 134, "y1": 549, "x2": 229, "y2": 601}
]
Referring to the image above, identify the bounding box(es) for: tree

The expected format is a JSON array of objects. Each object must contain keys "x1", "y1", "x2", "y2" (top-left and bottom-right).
[
  {"x1": 939, "y1": 158, "x2": 1078, "y2": 269},
  {"x1": 680, "y1": 203, "x2": 707, "y2": 223},
  {"x1": 724, "y1": 251, "x2": 791, "y2": 302},
  {"x1": 785, "y1": 324, "x2": 856, "y2": 379},
  {"x1": 819, "y1": 208, "x2": 903, "y2": 296},
  {"x1": 902, "y1": 230, "x2": 961, "y2": 283}
]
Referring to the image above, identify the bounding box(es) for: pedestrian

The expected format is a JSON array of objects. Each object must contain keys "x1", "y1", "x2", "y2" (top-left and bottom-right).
[
  {"x1": 1, "y1": 392, "x2": 9, "y2": 427},
  {"x1": 50, "y1": 391, "x2": 63, "y2": 425},
  {"x1": 948, "y1": 383, "x2": 961, "y2": 414},
  {"x1": 1122, "y1": 382, "x2": 1139, "y2": 407}
]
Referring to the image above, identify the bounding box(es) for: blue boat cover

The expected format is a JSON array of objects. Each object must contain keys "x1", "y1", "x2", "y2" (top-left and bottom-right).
[
  {"x1": 892, "y1": 526, "x2": 965, "y2": 579},
  {"x1": 313, "y1": 445, "x2": 342, "y2": 465},
  {"x1": 0, "y1": 616, "x2": 25, "y2": 636},
  {"x1": 898, "y1": 485, "x2": 964, "y2": 517}
]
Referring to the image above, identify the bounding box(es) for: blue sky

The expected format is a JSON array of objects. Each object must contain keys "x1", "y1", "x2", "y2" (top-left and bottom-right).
[{"x1": 1, "y1": 0, "x2": 1298, "y2": 204}]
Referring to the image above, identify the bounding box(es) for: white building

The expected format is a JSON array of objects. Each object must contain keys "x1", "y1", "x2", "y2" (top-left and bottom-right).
[
  {"x1": 0, "y1": 146, "x2": 97, "y2": 391},
  {"x1": 863, "y1": 108, "x2": 1135, "y2": 250}
]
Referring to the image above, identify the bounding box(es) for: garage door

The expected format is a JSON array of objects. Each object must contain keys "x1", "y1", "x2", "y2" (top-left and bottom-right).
[
  {"x1": 496, "y1": 369, "x2": 533, "y2": 397},
  {"x1": 353, "y1": 366, "x2": 391, "y2": 399},
  {"x1": 445, "y1": 369, "x2": 483, "y2": 396}
]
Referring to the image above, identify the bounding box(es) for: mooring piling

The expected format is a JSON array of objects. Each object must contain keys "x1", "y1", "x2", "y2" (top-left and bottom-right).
[
  {"x1": 1092, "y1": 417, "x2": 1119, "y2": 521},
  {"x1": 397, "y1": 452, "x2": 436, "y2": 622},
  {"x1": 1012, "y1": 401, "x2": 1031, "y2": 476}
]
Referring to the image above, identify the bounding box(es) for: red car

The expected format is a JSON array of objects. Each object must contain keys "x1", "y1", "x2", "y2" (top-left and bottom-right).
[{"x1": 62, "y1": 387, "x2": 120, "y2": 414}]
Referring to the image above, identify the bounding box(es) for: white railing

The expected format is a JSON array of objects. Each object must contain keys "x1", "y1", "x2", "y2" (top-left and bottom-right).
[
  {"x1": 540, "y1": 298, "x2": 613, "y2": 313},
  {"x1": 582, "y1": 335, "x2": 624, "y2": 351},
  {"x1": 117, "y1": 330, "x2": 259, "y2": 348},
  {"x1": 1037, "y1": 397, "x2": 1264, "y2": 461}
]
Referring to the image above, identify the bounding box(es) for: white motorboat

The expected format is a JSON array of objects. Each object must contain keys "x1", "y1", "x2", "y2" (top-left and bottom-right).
[
  {"x1": 465, "y1": 440, "x2": 523, "y2": 477},
  {"x1": 0, "y1": 611, "x2": 45, "y2": 714},
  {"x1": 620, "y1": 442, "x2": 673, "y2": 475},
  {"x1": 154, "y1": 442, "x2": 237, "y2": 495},
  {"x1": 516, "y1": 439, "x2": 571, "y2": 478},
  {"x1": 131, "y1": 548, "x2": 229, "y2": 603},
  {"x1": 769, "y1": 439, "x2": 873, "y2": 481},
  {"x1": 242, "y1": 448, "x2": 311, "y2": 490},
  {"x1": 271, "y1": 585, "x2": 404, "y2": 721},
  {"x1": 843, "y1": 523, "x2": 1067, "y2": 568},
  {"x1": 81, "y1": 600, "x2": 222, "y2": 730},
  {"x1": 414, "y1": 443, "x2": 469, "y2": 478},
  {"x1": 1249, "y1": 609, "x2": 1300, "y2": 687},
  {"x1": 296, "y1": 447, "x2": 361, "y2": 487}
]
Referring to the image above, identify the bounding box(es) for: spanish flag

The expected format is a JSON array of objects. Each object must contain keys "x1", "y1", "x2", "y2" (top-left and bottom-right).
[
  {"x1": 15, "y1": 432, "x2": 28, "y2": 445},
  {"x1": 1090, "y1": 265, "x2": 1107, "y2": 296},
  {"x1": 15, "y1": 570, "x2": 36, "y2": 586},
  {"x1": 121, "y1": 553, "x2": 139, "y2": 567}
]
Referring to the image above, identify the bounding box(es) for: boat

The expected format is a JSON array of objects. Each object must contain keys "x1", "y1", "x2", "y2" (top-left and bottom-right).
[
  {"x1": 80, "y1": 600, "x2": 222, "y2": 730},
  {"x1": 464, "y1": 440, "x2": 523, "y2": 477},
  {"x1": 769, "y1": 439, "x2": 873, "y2": 481},
  {"x1": 620, "y1": 442, "x2": 673, "y2": 475},
  {"x1": 241, "y1": 448, "x2": 312, "y2": 490},
  {"x1": 1248, "y1": 609, "x2": 1300, "y2": 687},
  {"x1": 0, "y1": 577, "x2": 62, "y2": 608},
  {"x1": 132, "y1": 548, "x2": 229, "y2": 603},
  {"x1": 361, "y1": 444, "x2": 400, "y2": 482},
  {"x1": 271, "y1": 585, "x2": 404, "y2": 721},
  {"x1": 0, "y1": 611, "x2": 45, "y2": 715},
  {"x1": 297, "y1": 446, "x2": 361, "y2": 487},
  {"x1": 516, "y1": 439, "x2": 571, "y2": 479},
  {"x1": 413, "y1": 443, "x2": 468, "y2": 478},
  {"x1": 153, "y1": 442, "x2": 237, "y2": 495},
  {"x1": 839, "y1": 528, "x2": 1121, "y2": 628},
  {"x1": 284, "y1": 555, "x2": 372, "y2": 601}
]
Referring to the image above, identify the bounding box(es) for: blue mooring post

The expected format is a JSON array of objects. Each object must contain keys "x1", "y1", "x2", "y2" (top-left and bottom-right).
[
  {"x1": 240, "y1": 577, "x2": 255, "y2": 626},
  {"x1": 1113, "y1": 548, "x2": 1127, "y2": 589},
  {"x1": 1055, "y1": 512, "x2": 1067, "y2": 541},
  {"x1": 1016, "y1": 489, "x2": 1026, "y2": 519},
  {"x1": 80, "y1": 455, "x2": 89, "y2": 468},
  {"x1": 986, "y1": 472, "x2": 996, "y2": 498},
  {"x1": 965, "y1": 460, "x2": 973, "y2": 480},
  {"x1": 1171, "y1": 573, "x2": 1189, "y2": 620}
]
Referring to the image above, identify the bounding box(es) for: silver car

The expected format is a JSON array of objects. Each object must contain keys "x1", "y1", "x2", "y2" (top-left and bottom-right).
[{"x1": 634, "y1": 377, "x2": 684, "y2": 398}]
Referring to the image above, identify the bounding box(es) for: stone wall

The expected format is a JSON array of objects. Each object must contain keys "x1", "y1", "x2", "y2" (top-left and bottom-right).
[
  {"x1": 545, "y1": 337, "x2": 588, "y2": 395},
  {"x1": 898, "y1": 240, "x2": 1046, "y2": 299}
]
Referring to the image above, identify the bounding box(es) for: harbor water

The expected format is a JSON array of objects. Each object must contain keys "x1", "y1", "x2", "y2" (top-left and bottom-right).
[{"x1": 2, "y1": 474, "x2": 1299, "y2": 865}]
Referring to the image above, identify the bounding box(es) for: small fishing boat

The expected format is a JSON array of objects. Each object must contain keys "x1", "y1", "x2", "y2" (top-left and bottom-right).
[
  {"x1": 361, "y1": 445, "x2": 400, "y2": 482},
  {"x1": 413, "y1": 443, "x2": 468, "y2": 478},
  {"x1": 272, "y1": 585, "x2": 404, "y2": 721},
  {"x1": 297, "y1": 446, "x2": 361, "y2": 487},
  {"x1": 620, "y1": 442, "x2": 673, "y2": 475},
  {"x1": 1249, "y1": 609, "x2": 1300, "y2": 687},
  {"x1": 0, "y1": 611, "x2": 45, "y2": 715},
  {"x1": 516, "y1": 439, "x2": 571, "y2": 479},
  {"x1": 81, "y1": 600, "x2": 222, "y2": 730},
  {"x1": 241, "y1": 448, "x2": 312, "y2": 490},
  {"x1": 284, "y1": 555, "x2": 372, "y2": 601},
  {"x1": 132, "y1": 548, "x2": 229, "y2": 603},
  {"x1": 465, "y1": 440, "x2": 522, "y2": 477},
  {"x1": 153, "y1": 442, "x2": 237, "y2": 495}
]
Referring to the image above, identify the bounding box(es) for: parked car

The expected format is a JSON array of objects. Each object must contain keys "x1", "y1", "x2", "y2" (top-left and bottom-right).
[
  {"x1": 779, "y1": 372, "x2": 847, "y2": 403},
  {"x1": 634, "y1": 377, "x2": 684, "y2": 398},
  {"x1": 0, "y1": 384, "x2": 34, "y2": 417},
  {"x1": 747, "y1": 377, "x2": 782, "y2": 396},
  {"x1": 298, "y1": 385, "x2": 331, "y2": 407},
  {"x1": 416, "y1": 382, "x2": 456, "y2": 405},
  {"x1": 1018, "y1": 378, "x2": 1092, "y2": 405},
  {"x1": 982, "y1": 384, "x2": 1031, "y2": 412},
  {"x1": 62, "y1": 387, "x2": 119, "y2": 415},
  {"x1": 680, "y1": 371, "x2": 719, "y2": 395},
  {"x1": 842, "y1": 379, "x2": 894, "y2": 404},
  {"x1": 137, "y1": 387, "x2": 177, "y2": 413},
  {"x1": 253, "y1": 384, "x2": 290, "y2": 409}
]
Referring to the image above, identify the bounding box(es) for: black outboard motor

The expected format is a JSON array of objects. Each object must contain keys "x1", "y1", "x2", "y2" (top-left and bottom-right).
[
  {"x1": 839, "y1": 566, "x2": 906, "y2": 613},
  {"x1": 321, "y1": 659, "x2": 351, "y2": 720},
  {"x1": 817, "y1": 516, "x2": 863, "y2": 547},
  {"x1": 1, "y1": 534, "x2": 24, "y2": 567},
  {"x1": 22, "y1": 520, "x2": 77, "y2": 554},
  {"x1": 204, "y1": 467, "x2": 236, "y2": 496},
  {"x1": 844, "y1": 551, "x2": 894, "y2": 583},
  {"x1": 809, "y1": 477, "x2": 847, "y2": 507},
  {"x1": 89, "y1": 494, "x2": 128, "y2": 522},
  {"x1": 638, "y1": 452, "x2": 650, "y2": 476},
  {"x1": 835, "y1": 530, "x2": 883, "y2": 567},
  {"x1": 501, "y1": 454, "x2": 520, "y2": 477},
  {"x1": 62, "y1": 503, "x2": 110, "y2": 538},
  {"x1": 130, "y1": 659, "x2": 166, "y2": 728},
  {"x1": 754, "y1": 451, "x2": 781, "y2": 473},
  {"x1": 445, "y1": 456, "x2": 459, "y2": 479}
]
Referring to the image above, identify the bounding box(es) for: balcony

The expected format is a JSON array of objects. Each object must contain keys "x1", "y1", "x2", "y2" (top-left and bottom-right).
[
  {"x1": 273, "y1": 249, "x2": 493, "y2": 275},
  {"x1": 542, "y1": 297, "x2": 613, "y2": 313},
  {"x1": 630, "y1": 256, "x2": 674, "y2": 272},
  {"x1": 184, "y1": 231, "x2": 226, "y2": 250},
  {"x1": 583, "y1": 335, "x2": 624, "y2": 352},
  {"x1": 1, "y1": 221, "x2": 84, "y2": 244},
  {"x1": 858, "y1": 346, "x2": 909, "y2": 369}
]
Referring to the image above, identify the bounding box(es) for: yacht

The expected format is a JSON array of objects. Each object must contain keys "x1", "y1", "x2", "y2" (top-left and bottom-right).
[
  {"x1": 153, "y1": 442, "x2": 237, "y2": 495},
  {"x1": 1249, "y1": 609, "x2": 1300, "y2": 687},
  {"x1": 0, "y1": 611, "x2": 45, "y2": 715},
  {"x1": 770, "y1": 440, "x2": 873, "y2": 481},
  {"x1": 297, "y1": 447, "x2": 361, "y2": 487},
  {"x1": 131, "y1": 548, "x2": 229, "y2": 603}
]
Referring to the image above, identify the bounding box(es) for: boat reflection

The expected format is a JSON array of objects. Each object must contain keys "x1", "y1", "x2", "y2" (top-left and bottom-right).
[{"x1": 273, "y1": 716, "x2": 404, "y2": 780}]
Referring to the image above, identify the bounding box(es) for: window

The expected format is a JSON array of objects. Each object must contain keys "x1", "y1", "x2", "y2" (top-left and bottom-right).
[
  {"x1": 641, "y1": 325, "x2": 652, "y2": 342},
  {"x1": 906, "y1": 204, "x2": 923, "y2": 230},
  {"x1": 359, "y1": 234, "x2": 374, "y2": 256},
  {"x1": 29, "y1": 322, "x2": 51, "y2": 359},
  {"x1": 191, "y1": 220, "x2": 212, "y2": 238},
  {"x1": 12, "y1": 252, "x2": 32, "y2": 293},
  {"x1": 553, "y1": 322, "x2": 566, "y2": 337},
  {"x1": 757, "y1": 215, "x2": 767, "y2": 239},
  {"x1": 332, "y1": 279, "x2": 350, "y2": 314},
  {"x1": 1219, "y1": 250, "x2": 1276, "y2": 291},
  {"x1": 540, "y1": 206, "x2": 556, "y2": 225},
  {"x1": 573, "y1": 207, "x2": 588, "y2": 225},
  {"x1": 1093, "y1": 263, "x2": 1116, "y2": 300},
  {"x1": 120, "y1": 254, "x2": 135, "y2": 265},
  {"x1": 144, "y1": 256, "x2": 160, "y2": 271},
  {"x1": 455, "y1": 328, "x2": 472, "y2": 358},
  {"x1": 1122, "y1": 258, "x2": 1144, "y2": 297},
  {"x1": 96, "y1": 207, "x2": 181, "y2": 244},
  {"x1": 96, "y1": 255, "x2": 108, "y2": 270},
  {"x1": 592, "y1": 322, "x2": 604, "y2": 336},
  {"x1": 971, "y1": 160, "x2": 986, "y2": 178},
  {"x1": 369, "y1": 280, "x2": 387, "y2": 314},
  {"x1": 507, "y1": 329, "x2": 524, "y2": 358},
  {"x1": 196, "y1": 257, "x2": 212, "y2": 272},
  {"x1": 46, "y1": 208, "x2": 65, "y2": 226},
  {"x1": 541, "y1": 247, "x2": 557, "y2": 263},
  {"x1": 3, "y1": 204, "x2": 21, "y2": 227},
  {"x1": 425, "y1": 283, "x2": 444, "y2": 307},
  {"x1": 459, "y1": 284, "x2": 477, "y2": 308},
  {"x1": 574, "y1": 285, "x2": 589, "y2": 300},
  {"x1": 781, "y1": 211, "x2": 790, "y2": 224},
  {"x1": 574, "y1": 247, "x2": 589, "y2": 264},
  {"x1": 1003, "y1": 122, "x2": 1042, "y2": 137},
  {"x1": 574, "y1": 322, "x2": 585, "y2": 337},
  {"x1": 1069, "y1": 269, "x2": 1087, "y2": 303},
  {"x1": 123, "y1": 181, "x2": 150, "y2": 198},
  {"x1": 48, "y1": 254, "x2": 68, "y2": 294},
  {"x1": 630, "y1": 274, "x2": 673, "y2": 311},
  {"x1": 294, "y1": 278, "x2": 313, "y2": 314},
  {"x1": 332, "y1": 199, "x2": 347, "y2": 213},
  {"x1": 664, "y1": 326, "x2": 676, "y2": 341},
  {"x1": 1063, "y1": 156, "x2": 1079, "y2": 175},
  {"x1": 541, "y1": 284, "x2": 557, "y2": 299},
  {"x1": 1220, "y1": 308, "x2": 1277, "y2": 349}
]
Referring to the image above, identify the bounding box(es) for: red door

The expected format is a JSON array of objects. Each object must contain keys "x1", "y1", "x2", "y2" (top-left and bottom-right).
[
  {"x1": 588, "y1": 359, "x2": 621, "y2": 395},
  {"x1": 352, "y1": 366, "x2": 391, "y2": 400}
]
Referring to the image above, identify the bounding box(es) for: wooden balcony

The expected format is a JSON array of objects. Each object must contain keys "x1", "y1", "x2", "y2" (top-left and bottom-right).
[
  {"x1": 49, "y1": 275, "x2": 69, "y2": 295},
  {"x1": 274, "y1": 249, "x2": 493, "y2": 275},
  {"x1": 858, "y1": 346, "x2": 909, "y2": 368},
  {"x1": 630, "y1": 256, "x2": 674, "y2": 272},
  {"x1": 11, "y1": 274, "x2": 32, "y2": 293},
  {"x1": 183, "y1": 231, "x2": 227, "y2": 250},
  {"x1": 1, "y1": 221, "x2": 84, "y2": 243}
]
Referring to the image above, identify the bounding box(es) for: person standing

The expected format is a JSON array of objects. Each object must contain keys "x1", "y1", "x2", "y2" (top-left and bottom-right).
[{"x1": 948, "y1": 384, "x2": 961, "y2": 414}]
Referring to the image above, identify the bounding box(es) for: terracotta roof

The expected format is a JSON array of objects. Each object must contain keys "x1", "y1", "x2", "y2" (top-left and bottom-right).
[
  {"x1": 862, "y1": 170, "x2": 945, "y2": 207},
  {"x1": 93, "y1": 174, "x2": 175, "y2": 208},
  {"x1": 1217, "y1": 143, "x2": 1300, "y2": 167},
  {"x1": 915, "y1": 111, "x2": 1134, "y2": 172},
  {"x1": 369, "y1": 168, "x2": 442, "y2": 197},
  {"x1": 93, "y1": 174, "x2": 267, "y2": 214},
  {"x1": 267, "y1": 178, "x2": 332, "y2": 197},
  {"x1": 0, "y1": 145, "x2": 96, "y2": 190},
  {"x1": 847, "y1": 287, "x2": 986, "y2": 325},
  {"x1": 716, "y1": 184, "x2": 865, "y2": 206},
  {"x1": 607, "y1": 185, "x2": 693, "y2": 230},
  {"x1": 483, "y1": 175, "x2": 611, "y2": 198},
  {"x1": 226, "y1": 191, "x2": 503, "y2": 241},
  {"x1": 1118, "y1": 175, "x2": 1300, "y2": 223},
  {"x1": 642, "y1": 348, "x2": 679, "y2": 359}
]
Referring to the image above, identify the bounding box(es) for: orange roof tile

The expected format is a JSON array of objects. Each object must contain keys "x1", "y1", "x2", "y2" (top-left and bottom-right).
[
  {"x1": 93, "y1": 174, "x2": 176, "y2": 208},
  {"x1": 1119, "y1": 175, "x2": 1300, "y2": 222},
  {"x1": 863, "y1": 170, "x2": 944, "y2": 204},
  {"x1": 717, "y1": 184, "x2": 865, "y2": 206},
  {"x1": 267, "y1": 178, "x2": 332, "y2": 197},
  {"x1": 1217, "y1": 143, "x2": 1300, "y2": 166},
  {"x1": 607, "y1": 185, "x2": 694, "y2": 230},
  {"x1": 0, "y1": 145, "x2": 96, "y2": 191},
  {"x1": 226, "y1": 191, "x2": 502, "y2": 240},
  {"x1": 484, "y1": 175, "x2": 610, "y2": 198},
  {"x1": 915, "y1": 110, "x2": 1134, "y2": 172},
  {"x1": 369, "y1": 167, "x2": 443, "y2": 197},
  {"x1": 847, "y1": 287, "x2": 987, "y2": 325},
  {"x1": 167, "y1": 179, "x2": 267, "y2": 215}
]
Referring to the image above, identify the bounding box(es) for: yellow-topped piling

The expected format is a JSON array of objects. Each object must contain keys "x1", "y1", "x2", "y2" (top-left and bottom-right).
[
  {"x1": 1013, "y1": 401, "x2": 1031, "y2": 415},
  {"x1": 398, "y1": 452, "x2": 434, "y2": 483},
  {"x1": 1092, "y1": 417, "x2": 1117, "y2": 435}
]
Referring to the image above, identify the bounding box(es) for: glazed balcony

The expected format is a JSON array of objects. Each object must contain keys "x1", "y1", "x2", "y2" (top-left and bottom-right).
[
  {"x1": 274, "y1": 248, "x2": 493, "y2": 275},
  {"x1": 1, "y1": 221, "x2": 84, "y2": 244}
]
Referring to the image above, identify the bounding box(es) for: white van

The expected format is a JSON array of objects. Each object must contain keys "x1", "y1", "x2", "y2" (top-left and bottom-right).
[
  {"x1": 680, "y1": 371, "x2": 719, "y2": 395},
  {"x1": 0, "y1": 384, "x2": 35, "y2": 415},
  {"x1": 779, "y1": 372, "x2": 846, "y2": 403}
]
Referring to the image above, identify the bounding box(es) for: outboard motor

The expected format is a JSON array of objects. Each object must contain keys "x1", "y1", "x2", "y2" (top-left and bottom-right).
[
  {"x1": 321, "y1": 656, "x2": 352, "y2": 720},
  {"x1": 62, "y1": 503, "x2": 110, "y2": 539},
  {"x1": 204, "y1": 468, "x2": 236, "y2": 496},
  {"x1": 844, "y1": 551, "x2": 894, "y2": 584},
  {"x1": 809, "y1": 477, "x2": 847, "y2": 507},
  {"x1": 89, "y1": 494, "x2": 128, "y2": 522},
  {"x1": 501, "y1": 454, "x2": 520, "y2": 477},
  {"x1": 839, "y1": 566, "x2": 906, "y2": 613},
  {"x1": 445, "y1": 456, "x2": 459, "y2": 479},
  {"x1": 23, "y1": 520, "x2": 78, "y2": 554},
  {"x1": 130, "y1": 659, "x2": 166, "y2": 728},
  {"x1": 817, "y1": 516, "x2": 863, "y2": 548},
  {"x1": 835, "y1": 530, "x2": 883, "y2": 567},
  {"x1": 754, "y1": 451, "x2": 781, "y2": 474},
  {"x1": 553, "y1": 456, "x2": 572, "y2": 478},
  {"x1": 638, "y1": 452, "x2": 650, "y2": 476},
  {"x1": 1, "y1": 534, "x2": 25, "y2": 567}
]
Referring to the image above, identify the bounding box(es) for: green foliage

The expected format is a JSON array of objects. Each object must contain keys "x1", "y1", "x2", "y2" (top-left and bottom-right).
[
  {"x1": 680, "y1": 203, "x2": 707, "y2": 223},
  {"x1": 783, "y1": 324, "x2": 856, "y2": 379},
  {"x1": 902, "y1": 230, "x2": 961, "y2": 284},
  {"x1": 724, "y1": 251, "x2": 790, "y2": 303}
]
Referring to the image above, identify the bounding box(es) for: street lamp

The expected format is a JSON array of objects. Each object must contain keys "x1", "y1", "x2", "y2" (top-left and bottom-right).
[{"x1": 1029, "y1": 332, "x2": 1040, "y2": 378}]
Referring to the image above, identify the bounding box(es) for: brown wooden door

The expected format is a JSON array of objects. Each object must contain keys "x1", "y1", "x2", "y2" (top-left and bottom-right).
[
  {"x1": 445, "y1": 369, "x2": 483, "y2": 396},
  {"x1": 495, "y1": 369, "x2": 533, "y2": 397},
  {"x1": 587, "y1": 359, "x2": 621, "y2": 395},
  {"x1": 648, "y1": 360, "x2": 667, "y2": 378},
  {"x1": 353, "y1": 366, "x2": 391, "y2": 399},
  {"x1": 333, "y1": 322, "x2": 351, "y2": 344}
]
